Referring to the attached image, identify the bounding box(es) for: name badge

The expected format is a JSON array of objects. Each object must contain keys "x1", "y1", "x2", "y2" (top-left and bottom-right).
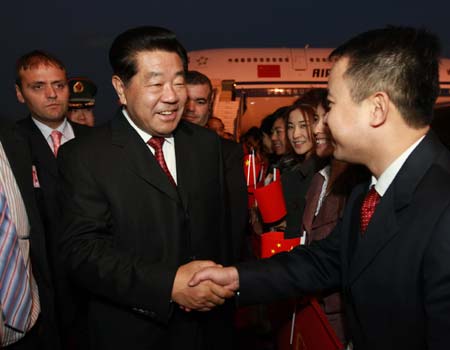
[{"x1": 32, "y1": 165, "x2": 40, "y2": 188}]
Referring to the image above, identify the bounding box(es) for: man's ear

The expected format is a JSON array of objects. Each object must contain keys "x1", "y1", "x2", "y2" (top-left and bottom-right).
[
  {"x1": 112, "y1": 75, "x2": 127, "y2": 106},
  {"x1": 369, "y1": 91, "x2": 389, "y2": 128},
  {"x1": 15, "y1": 84, "x2": 25, "y2": 104}
]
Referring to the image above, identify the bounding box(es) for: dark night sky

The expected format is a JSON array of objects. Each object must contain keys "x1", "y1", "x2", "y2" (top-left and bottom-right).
[{"x1": 1, "y1": 0, "x2": 449, "y2": 123}]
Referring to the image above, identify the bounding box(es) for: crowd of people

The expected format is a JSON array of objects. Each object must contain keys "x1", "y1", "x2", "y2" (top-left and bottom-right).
[{"x1": 0, "y1": 24, "x2": 450, "y2": 350}]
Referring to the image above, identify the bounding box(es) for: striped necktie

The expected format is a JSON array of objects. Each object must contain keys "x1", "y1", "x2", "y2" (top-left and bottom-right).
[{"x1": 0, "y1": 185, "x2": 31, "y2": 332}]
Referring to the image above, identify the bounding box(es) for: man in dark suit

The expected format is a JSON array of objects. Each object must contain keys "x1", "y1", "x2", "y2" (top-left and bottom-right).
[
  {"x1": 190, "y1": 27, "x2": 450, "y2": 350},
  {"x1": 15, "y1": 50, "x2": 88, "y2": 349},
  {"x1": 0, "y1": 120, "x2": 59, "y2": 349},
  {"x1": 182, "y1": 70, "x2": 247, "y2": 262},
  {"x1": 58, "y1": 26, "x2": 235, "y2": 350}
]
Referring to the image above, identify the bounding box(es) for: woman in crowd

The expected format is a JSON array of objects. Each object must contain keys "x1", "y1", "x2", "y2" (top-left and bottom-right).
[{"x1": 280, "y1": 97, "x2": 325, "y2": 237}]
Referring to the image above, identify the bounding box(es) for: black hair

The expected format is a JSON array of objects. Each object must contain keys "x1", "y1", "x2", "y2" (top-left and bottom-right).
[
  {"x1": 109, "y1": 26, "x2": 188, "y2": 85},
  {"x1": 330, "y1": 26, "x2": 441, "y2": 127}
]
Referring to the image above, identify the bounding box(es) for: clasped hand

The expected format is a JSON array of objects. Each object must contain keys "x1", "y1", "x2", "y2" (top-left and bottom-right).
[{"x1": 171, "y1": 260, "x2": 236, "y2": 312}]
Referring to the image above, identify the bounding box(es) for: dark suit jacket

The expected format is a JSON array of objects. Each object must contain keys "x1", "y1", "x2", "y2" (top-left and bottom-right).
[
  {"x1": 0, "y1": 121, "x2": 59, "y2": 349},
  {"x1": 16, "y1": 117, "x2": 89, "y2": 345},
  {"x1": 16, "y1": 117, "x2": 88, "y2": 256},
  {"x1": 238, "y1": 131, "x2": 450, "y2": 350},
  {"x1": 281, "y1": 156, "x2": 324, "y2": 238},
  {"x1": 58, "y1": 111, "x2": 235, "y2": 350},
  {"x1": 220, "y1": 138, "x2": 247, "y2": 262}
]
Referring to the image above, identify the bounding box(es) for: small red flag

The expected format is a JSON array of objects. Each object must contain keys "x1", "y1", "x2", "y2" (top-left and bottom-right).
[{"x1": 243, "y1": 154, "x2": 262, "y2": 188}]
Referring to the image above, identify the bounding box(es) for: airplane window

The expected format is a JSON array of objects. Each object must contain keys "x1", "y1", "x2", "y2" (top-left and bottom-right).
[
  {"x1": 266, "y1": 58, "x2": 270, "y2": 62},
  {"x1": 316, "y1": 58, "x2": 320, "y2": 62},
  {"x1": 253, "y1": 58, "x2": 258, "y2": 62},
  {"x1": 260, "y1": 58, "x2": 264, "y2": 62},
  {"x1": 228, "y1": 58, "x2": 232, "y2": 62},
  {"x1": 234, "y1": 58, "x2": 239, "y2": 62},
  {"x1": 285, "y1": 57, "x2": 289, "y2": 62},
  {"x1": 278, "y1": 58, "x2": 283, "y2": 62},
  {"x1": 247, "y1": 58, "x2": 251, "y2": 62},
  {"x1": 310, "y1": 58, "x2": 314, "y2": 62},
  {"x1": 241, "y1": 58, "x2": 245, "y2": 62}
]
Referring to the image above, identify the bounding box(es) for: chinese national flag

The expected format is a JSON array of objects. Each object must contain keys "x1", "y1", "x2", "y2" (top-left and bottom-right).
[
  {"x1": 257, "y1": 64, "x2": 281, "y2": 78},
  {"x1": 243, "y1": 154, "x2": 262, "y2": 188}
]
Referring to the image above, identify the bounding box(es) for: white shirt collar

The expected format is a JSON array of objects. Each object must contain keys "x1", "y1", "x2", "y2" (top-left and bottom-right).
[
  {"x1": 372, "y1": 135, "x2": 425, "y2": 196},
  {"x1": 121, "y1": 108, "x2": 174, "y2": 145},
  {"x1": 32, "y1": 116, "x2": 71, "y2": 140},
  {"x1": 32, "y1": 117, "x2": 74, "y2": 150},
  {"x1": 121, "y1": 108, "x2": 177, "y2": 183}
]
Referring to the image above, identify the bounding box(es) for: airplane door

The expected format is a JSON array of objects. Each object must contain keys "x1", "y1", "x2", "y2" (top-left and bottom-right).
[{"x1": 291, "y1": 48, "x2": 307, "y2": 71}]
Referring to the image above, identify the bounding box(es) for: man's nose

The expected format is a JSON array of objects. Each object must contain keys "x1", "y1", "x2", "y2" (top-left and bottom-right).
[
  {"x1": 161, "y1": 84, "x2": 179, "y2": 103},
  {"x1": 45, "y1": 85, "x2": 57, "y2": 99},
  {"x1": 186, "y1": 99, "x2": 195, "y2": 111}
]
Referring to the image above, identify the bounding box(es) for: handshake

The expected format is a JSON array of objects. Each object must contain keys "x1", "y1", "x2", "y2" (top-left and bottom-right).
[{"x1": 171, "y1": 260, "x2": 240, "y2": 312}]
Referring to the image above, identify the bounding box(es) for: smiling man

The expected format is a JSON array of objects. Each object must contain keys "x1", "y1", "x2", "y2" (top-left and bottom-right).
[
  {"x1": 190, "y1": 26, "x2": 450, "y2": 350},
  {"x1": 58, "y1": 26, "x2": 236, "y2": 350}
]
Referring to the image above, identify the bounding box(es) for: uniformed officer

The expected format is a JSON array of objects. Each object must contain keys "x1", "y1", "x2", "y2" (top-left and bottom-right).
[{"x1": 67, "y1": 77, "x2": 97, "y2": 127}]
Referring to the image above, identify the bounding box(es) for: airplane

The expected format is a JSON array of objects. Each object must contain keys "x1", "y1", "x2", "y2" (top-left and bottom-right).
[{"x1": 188, "y1": 48, "x2": 450, "y2": 138}]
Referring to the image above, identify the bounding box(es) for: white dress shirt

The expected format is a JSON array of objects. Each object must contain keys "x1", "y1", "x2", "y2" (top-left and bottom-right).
[
  {"x1": 31, "y1": 117, "x2": 75, "y2": 151},
  {"x1": 371, "y1": 136, "x2": 425, "y2": 196},
  {"x1": 122, "y1": 108, "x2": 178, "y2": 184}
]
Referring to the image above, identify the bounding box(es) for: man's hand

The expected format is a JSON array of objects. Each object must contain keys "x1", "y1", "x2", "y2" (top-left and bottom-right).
[
  {"x1": 171, "y1": 260, "x2": 235, "y2": 311},
  {"x1": 189, "y1": 266, "x2": 239, "y2": 292}
]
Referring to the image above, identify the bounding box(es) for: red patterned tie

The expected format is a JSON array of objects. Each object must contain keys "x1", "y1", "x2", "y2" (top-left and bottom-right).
[
  {"x1": 50, "y1": 130, "x2": 63, "y2": 156},
  {"x1": 147, "y1": 137, "x2": 176, "y2": 186},
  {"x1": 360, "y1": 187, "x2": 381, "y2": 234},
  {"x1": 0, "y1": 185, "x2": 32, "y2": 332}
]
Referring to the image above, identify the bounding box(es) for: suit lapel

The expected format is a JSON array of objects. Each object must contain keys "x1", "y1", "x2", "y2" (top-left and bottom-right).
[
  {"x1": 348, "y1": 188, "x2": 399, "y2": 282},
  {"x1": 0, "y1": 124, "x2": 41, "y2": 234},
  {"x1": 173, "y1": 122, "x2": 194, "y2": 212},
  {"x1": 348, "y1": 132, "x2": 441, "y2": 283},
  {"x1": 312, "y1": 193, "x2": 344, "y2": 230},
  {"x1": 22, "y1": 117, "x2": 58, "y2": 178},
  {"x1": 110, "y1": 111, "x2": 179, "y2": 201},
  {"x1": 303, "y1": 173, "x2": 324, "y2": 235},
  {"x1": 1, "y1": 124, "x2": 52, "y2": 290}
]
